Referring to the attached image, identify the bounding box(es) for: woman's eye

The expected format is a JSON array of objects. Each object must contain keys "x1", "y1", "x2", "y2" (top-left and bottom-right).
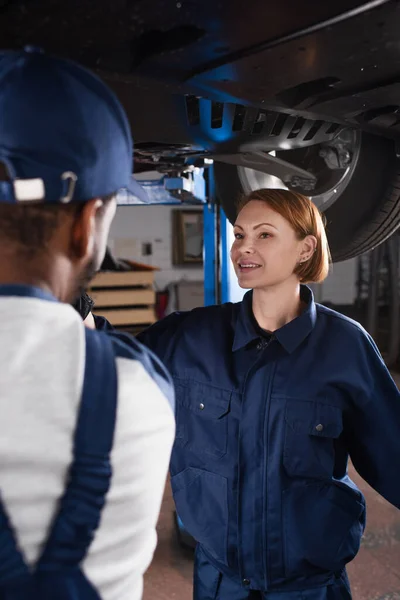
[
  {"x1": 234, "y1": 233, "x2": 243, "y2": 240},
  {"x1": 260, "y1": 232, "x2": 270, "y2": 239}
]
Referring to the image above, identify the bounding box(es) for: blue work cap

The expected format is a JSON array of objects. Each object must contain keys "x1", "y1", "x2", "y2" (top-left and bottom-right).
[{"x1": 0, "y1": 46, "x2": 148, "y2": 204}]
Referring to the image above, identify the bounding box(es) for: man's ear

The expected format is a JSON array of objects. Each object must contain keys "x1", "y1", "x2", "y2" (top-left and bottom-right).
[{"x1": 70, "y1": 198, "x2": 103, "y2": 260}]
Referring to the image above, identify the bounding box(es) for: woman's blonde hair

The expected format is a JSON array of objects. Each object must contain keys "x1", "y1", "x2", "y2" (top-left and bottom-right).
[{"x1": 237, "y1": 189, "x2": 331, "y2": 283}]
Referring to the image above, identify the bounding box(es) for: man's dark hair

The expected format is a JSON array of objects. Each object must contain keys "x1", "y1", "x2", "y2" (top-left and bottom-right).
[{"x1": 0, "y1": 193, "x2": 115, "y2": 254}]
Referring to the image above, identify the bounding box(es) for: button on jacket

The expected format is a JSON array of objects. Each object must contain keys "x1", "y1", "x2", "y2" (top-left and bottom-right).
[{"x1": 137, "y1": 286, "x2": 400, "y2": 593}]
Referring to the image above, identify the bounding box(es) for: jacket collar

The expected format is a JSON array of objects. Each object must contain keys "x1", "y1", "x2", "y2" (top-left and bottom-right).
[{"x1": 232, "y1": 285, "x2": 317, "y2": 354}]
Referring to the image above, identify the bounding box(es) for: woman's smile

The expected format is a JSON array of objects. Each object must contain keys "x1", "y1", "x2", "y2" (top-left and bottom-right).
[{"x1": 237, "y1": 259, "x2": 262, "y2": 273}]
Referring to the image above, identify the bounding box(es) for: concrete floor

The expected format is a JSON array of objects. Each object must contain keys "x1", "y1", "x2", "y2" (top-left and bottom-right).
[{"x1": 143, "y1": 377, "x2": 400, "y2": 600}]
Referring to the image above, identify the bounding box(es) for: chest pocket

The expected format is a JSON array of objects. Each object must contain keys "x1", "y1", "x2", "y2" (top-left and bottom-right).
[
  {"x1": 283, "y1": 400, "x2": 343, "y2": 479},
  {"x1": 174, "y1": 378, "x2": 231, "y2": 459}
]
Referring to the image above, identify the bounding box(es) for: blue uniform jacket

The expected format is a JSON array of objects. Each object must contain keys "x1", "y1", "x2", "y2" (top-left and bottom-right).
[{"x1": 137, "y1": 285, "x2": 400, "y2": 593}]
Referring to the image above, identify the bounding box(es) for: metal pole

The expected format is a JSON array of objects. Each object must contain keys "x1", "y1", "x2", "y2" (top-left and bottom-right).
[
  {"x1": 219, "y1": 206, "x2": 230, "y2": 304},
  {"x1": 203, "y1": 165, "x2": 217, "y2": 306}
]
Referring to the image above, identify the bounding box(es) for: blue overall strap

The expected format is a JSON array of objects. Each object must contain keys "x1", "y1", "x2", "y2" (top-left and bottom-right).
[
  {"x1": 36, "y1": 329, "x2": 118, "y2": 598},
  {"x1": 0, "y1": 328, "x2": 118, "y2": 600},
  {"x1": 0, "y1": 502, "x2": 30, "y2": 594}
]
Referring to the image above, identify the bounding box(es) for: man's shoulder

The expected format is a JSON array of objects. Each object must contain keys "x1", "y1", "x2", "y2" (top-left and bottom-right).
[{"x1": 86, "y1": 328, "x2": 175, "y2": 414}]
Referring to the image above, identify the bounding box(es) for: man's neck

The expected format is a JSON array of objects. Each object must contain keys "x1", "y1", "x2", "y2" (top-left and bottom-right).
[
  {"x1": 252, "y1": 279, "x2": 304, "y2": 333},
  {"x1": 0, "y1": 251, "x2": 73, "y2": 302}
]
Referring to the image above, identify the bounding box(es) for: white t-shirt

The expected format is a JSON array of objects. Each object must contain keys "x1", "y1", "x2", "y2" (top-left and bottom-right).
[{"x1": 0, "y1": 292, "x2": 175, "y2": 600}]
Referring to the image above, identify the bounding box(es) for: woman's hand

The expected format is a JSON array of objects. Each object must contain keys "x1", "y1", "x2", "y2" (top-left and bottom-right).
[{"x1": 83, "y1": 312, "x2": 96, "y2": 330}]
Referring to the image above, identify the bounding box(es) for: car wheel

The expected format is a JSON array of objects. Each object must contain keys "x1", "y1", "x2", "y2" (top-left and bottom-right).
[{"x1": 214, "y1": 133, "x2": 400, "y2": 262}]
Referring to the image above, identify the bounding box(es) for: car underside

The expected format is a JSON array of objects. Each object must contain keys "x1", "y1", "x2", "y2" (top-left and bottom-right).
[{"x1": 2, "y1": 0, "x2": 400, "y2": 260}]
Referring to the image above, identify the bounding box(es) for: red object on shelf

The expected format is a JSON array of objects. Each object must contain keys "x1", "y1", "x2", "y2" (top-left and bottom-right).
[{"x1": 155, "y1": 290, "x2": 169, "y2": 320}]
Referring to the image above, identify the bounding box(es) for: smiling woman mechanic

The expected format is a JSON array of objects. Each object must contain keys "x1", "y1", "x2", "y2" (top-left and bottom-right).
[{"x1": 94, "y1": 189, "x2": 400, "y2": 600}]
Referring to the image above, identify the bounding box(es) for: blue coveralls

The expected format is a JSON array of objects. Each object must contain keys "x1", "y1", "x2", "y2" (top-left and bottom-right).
[
  {"x1": 0, "y1": 286, "x2": 174, "y2": 600},
  {"x1": 137, "y1": 285, "x2": 400, "y2": 600}
]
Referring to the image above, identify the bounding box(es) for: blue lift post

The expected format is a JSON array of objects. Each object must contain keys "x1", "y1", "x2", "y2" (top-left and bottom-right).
[
  {"x1": 118, "y1": 165, "x2": 229, "y2": 309},
  {"x1": 203, "y1": 201, "x2": 217, "y2": 306},
  {"x1": 219, "y1": 206, "x2": 230, "y2": 304},
  {"x1": 203, "y1": 163, "x2": 230, "y2": 306},
  {"x1": 203, "y1": 164, "x2": 218, "y2": 306}
]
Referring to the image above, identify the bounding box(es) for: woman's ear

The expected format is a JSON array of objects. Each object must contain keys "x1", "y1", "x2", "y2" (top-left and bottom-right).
[
  {"x1": 299, "y1": 235, "x2": 317, "y2": 263},
  {"x1": 70, "y1": 198, "x2": 103, "y2": 260}
]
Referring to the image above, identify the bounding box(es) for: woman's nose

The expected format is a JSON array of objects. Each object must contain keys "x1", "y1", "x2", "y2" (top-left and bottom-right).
[{"x1": 239, "y1": 241, "x2": 255, "y2": 254}]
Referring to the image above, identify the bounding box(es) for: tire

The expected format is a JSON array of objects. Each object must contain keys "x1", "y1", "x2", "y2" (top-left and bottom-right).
[{"x1": 214, "y1": 133, "x2": 400, "y2": 262}]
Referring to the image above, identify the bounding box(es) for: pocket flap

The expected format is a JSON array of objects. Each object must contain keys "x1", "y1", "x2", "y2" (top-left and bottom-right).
[
  {"x1": 174, "y1": 378, "x2": 231, "y2": 419},
  {"x1": 285, "y1": 400, "x2": 343, "y2": 439},
  {"x1": 171, "y1": 467, "x2": 204, "y2": 493}
]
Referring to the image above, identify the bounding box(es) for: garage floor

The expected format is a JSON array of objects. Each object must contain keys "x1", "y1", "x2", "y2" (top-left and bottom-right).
[{"x1": 143, "y1": 377, "x2": 400, "y2": 600}]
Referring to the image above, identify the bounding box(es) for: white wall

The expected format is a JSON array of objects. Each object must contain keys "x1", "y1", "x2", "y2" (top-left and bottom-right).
[
  {"x1": 108, "y1": 205, "x2": 204, "y2": 290},
  {"x1": 318, "y1": 258, "x2": 357, "y2": 305}
]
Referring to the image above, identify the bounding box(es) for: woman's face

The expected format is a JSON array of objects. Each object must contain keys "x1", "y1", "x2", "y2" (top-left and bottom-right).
[{"x1": 230, "y1": 200, "x2": 313, "y2": 290}]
